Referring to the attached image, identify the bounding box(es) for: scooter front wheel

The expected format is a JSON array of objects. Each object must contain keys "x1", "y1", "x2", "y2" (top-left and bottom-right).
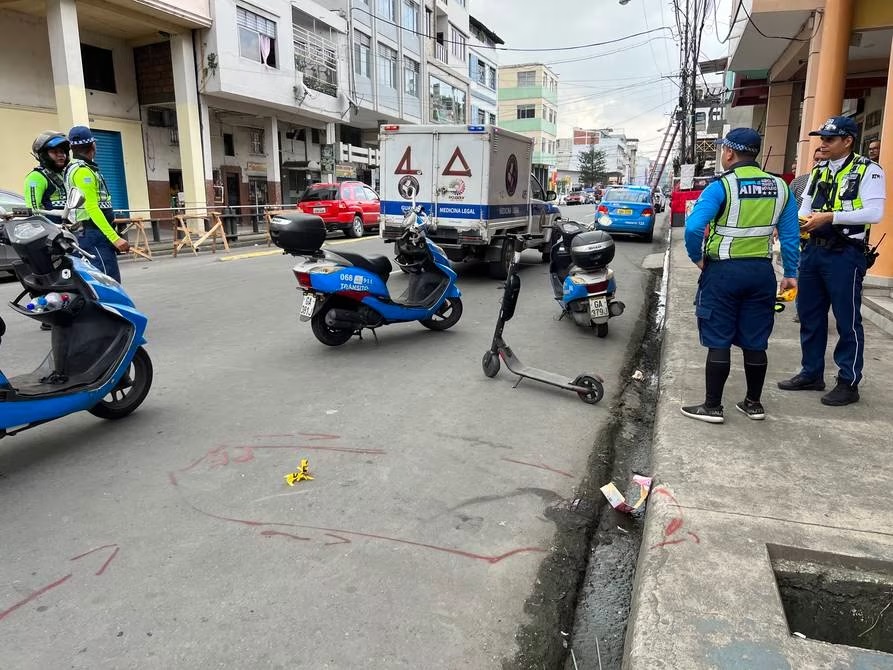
[
  {"x1": 89, "y1": 346, "x2": 153, "y2": 420},
  {"x1": 574, "y1": 375, "x2": 604, "y2": 405},
  {"x1": 420, "y1": 297, "x2": 463, "y2": 331},
  {"x1": 482, "y1": 350, "x2": 500, "y2": 378}
]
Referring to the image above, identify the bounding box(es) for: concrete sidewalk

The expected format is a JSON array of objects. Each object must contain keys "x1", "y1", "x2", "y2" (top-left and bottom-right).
[{"x1": 623, "y1": 234, "x2": 893, "y2": 669}]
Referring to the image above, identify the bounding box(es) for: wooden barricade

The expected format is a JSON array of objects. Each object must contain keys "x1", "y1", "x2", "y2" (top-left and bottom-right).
[
  {"x1": 172, "y1": 212, "x2": 230, "y2": 257},
  {"x1": 113, "y1": 217, "x2": 152, "y2": 260}
]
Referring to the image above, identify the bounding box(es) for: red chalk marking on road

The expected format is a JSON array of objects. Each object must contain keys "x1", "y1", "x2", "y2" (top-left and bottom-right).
[
  {"x1": 664, "y1": 517, "x2": 683, "y2": 537},
  {"x1": 246, "y1": 445, "x2": 386, "y2": 455},
  {"x1": 253, "y1": 433, "x2": 341, "y2": 441},
  {"x1": 688, "y1": 532, "x2": 700, "y2": 544},
  {"x1": 70, "y1": 544, "x2": 120, "y2": 576},
  {"x1": 501, "y1": 458, "x2": 574, "y2": 479},
  {"x1": 324, "y1": 533, "x2": 351, "y2": 546},
  {"x1": 652, "y1": 486, "x2": 682, "y2": 508},
  {"x1": 260, "y1": 530, "x2": 311, "y2": 542},
  {"x1": 0, "y1": 574, "x2": 72, "y2": 623},
  {"x1": 650, "y1": 538, "x2": 687, "y2": 549}
]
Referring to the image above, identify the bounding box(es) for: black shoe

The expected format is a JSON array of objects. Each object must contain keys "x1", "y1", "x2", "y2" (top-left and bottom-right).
[
  {"x1": 40, "y1": 323, "x2": 52, "y2": 331},
  {"x1": 681, "y1": 403, "x2": 724, "y2": 424},
  {"x1": 735, "y1": 399, "x2": 766, "y2": 420},
  {"x1": 777, "y1": 374, "x2": 826, "y2": 391},
  {"x1": 821, "y1": 381, "x2": 859, "y2": 406}
]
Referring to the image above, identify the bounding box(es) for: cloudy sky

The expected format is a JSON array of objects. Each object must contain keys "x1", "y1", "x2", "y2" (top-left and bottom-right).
[{"x1": 473, "y1": 0, "x2": 734, "y2": 160}]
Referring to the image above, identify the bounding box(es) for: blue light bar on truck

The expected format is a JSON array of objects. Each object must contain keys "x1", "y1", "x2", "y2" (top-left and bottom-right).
[{"x1": 467, "y1": 125, "x2": 485, "y2": 132}]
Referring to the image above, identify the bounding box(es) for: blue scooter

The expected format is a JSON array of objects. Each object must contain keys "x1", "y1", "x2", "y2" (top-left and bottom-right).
[
  {"x1": 0, "y1": 190, "x2": 152, "y2": 438},
  {"x1": 271, "y1": 194, "x2": 462, "y2": 346}
]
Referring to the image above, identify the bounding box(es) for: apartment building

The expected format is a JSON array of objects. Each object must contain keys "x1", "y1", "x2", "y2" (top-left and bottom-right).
[
  {"x1": 423, "y1": 0, "x2": 472, "y2": 125},
  {"x1": 467, "y1": 16, "x2": 502, "y2": 126},
  {"x1": 498, "y1": 63, "x2": 558, "y2": 185}
]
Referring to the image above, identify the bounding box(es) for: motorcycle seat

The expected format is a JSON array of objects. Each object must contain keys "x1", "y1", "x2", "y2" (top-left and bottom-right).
[{"x1": 333, "y1": 251, "x2": 393, "y2": 280}]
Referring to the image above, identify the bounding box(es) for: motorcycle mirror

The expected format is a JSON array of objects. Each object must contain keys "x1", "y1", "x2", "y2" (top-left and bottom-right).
[{"x1": 66, "y1": 188, "x2": 85, "y2": 209}]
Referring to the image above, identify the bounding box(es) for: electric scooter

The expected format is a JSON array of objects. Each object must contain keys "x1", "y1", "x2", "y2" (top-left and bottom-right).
[
  {"x1": 481, "y1": 234, "x2": 605, "y2": 404},
  {"x1": 272, "y1": 193, "x2": 462, "y2": 346},
  {"x1": 0, "y1": 189, "x2": 153, "y2": 438}
]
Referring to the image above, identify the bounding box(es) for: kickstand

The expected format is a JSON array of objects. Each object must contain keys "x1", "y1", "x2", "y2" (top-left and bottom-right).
[
  {"x1": 371, "y1": 329, "x2": 379, "y2": 345},
  {"x1": 512, "y1": 376, "x2": 524, "y2": 389}
]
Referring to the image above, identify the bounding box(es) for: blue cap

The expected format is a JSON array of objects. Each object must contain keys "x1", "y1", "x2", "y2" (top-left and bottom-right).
[
  {"x1": 720, "y1": 128, "x2": 762, "y2": 155},
  {"x1": 809, "y1": 116, "x2": 858, "y2": 138},
  {"x1": 68, "y1": 125, "x2": 96, "y2": 146}
]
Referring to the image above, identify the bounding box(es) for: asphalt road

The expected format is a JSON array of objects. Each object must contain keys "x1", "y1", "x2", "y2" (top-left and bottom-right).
[{"x1": 0, "y1": 205, "x2": 664, "y2": 668}]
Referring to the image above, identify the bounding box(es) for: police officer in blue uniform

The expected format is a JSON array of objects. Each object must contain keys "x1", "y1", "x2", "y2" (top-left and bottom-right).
[
  {"x1": 778, "y1": 116, "x2": 886, "y2": 406},
  {"x1": 681, "y1": 128, "x2": 800, "y2": 423}
]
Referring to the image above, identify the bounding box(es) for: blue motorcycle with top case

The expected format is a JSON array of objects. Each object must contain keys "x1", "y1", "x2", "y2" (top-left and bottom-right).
[
  {"x1": 271, "y1": 198, "x2": 462, "y2": 346},
  {"x1": 0, "y1": 191, "x2": 152, "y2": 439}
]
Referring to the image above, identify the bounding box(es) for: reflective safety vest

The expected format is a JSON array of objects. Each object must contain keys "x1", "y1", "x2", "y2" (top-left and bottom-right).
[
  {"x1": 807, "y1": 153, "x2": 871, "y2": 240},
  {"x1": 64, "y1": 158, "x2": 114, "y2": 225},
  {"x1": 25, "y1": 167, "x2": 67, "y2": 211},
  {"x1": 704, "y1": 165, "x2": 788, "y2": 262}
]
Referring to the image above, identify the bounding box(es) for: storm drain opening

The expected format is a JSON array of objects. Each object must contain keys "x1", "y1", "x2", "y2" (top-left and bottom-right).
[{"x1": 767, "y1": 544, "x2": 893, "y2": 655}]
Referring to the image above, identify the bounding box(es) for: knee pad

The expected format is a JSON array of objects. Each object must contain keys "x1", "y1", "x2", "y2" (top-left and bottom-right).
[{"x1": 707, "y1": 347, "x2": 731, "y2": 364}]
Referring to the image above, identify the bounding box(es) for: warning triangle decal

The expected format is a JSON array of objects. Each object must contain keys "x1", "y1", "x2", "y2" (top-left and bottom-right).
[{"x1": 442, "y1": 147, "x2": 472, "y2": 176}]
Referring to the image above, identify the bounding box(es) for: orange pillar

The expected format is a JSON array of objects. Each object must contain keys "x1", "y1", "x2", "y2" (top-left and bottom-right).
[
  {"x1": 869, "y1": 36, "x2": 893, "y2": 280},
  {"x1": 797, "y1": 14, "x2": 823, "y2": 171},
  {"x1": 810, "y1": 0, "x2": 855, "y2": 133}
]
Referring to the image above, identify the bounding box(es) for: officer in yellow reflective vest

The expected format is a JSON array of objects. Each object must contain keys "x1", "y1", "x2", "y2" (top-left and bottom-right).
[
  {"x1": 778, "y1": 116, "x2": 886, "y2": 406},
  {"x1": 682, "y1": 128, "x2": 800, "y2": 424}
]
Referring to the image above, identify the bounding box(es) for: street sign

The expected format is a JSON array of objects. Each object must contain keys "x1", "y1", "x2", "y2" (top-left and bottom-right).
[{"x1": 320, "y1": 144, "x2": 335, "y2": 173}]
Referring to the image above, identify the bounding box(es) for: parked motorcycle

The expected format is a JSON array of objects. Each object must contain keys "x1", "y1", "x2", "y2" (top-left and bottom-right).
[
  {"x1": 272, "y1": 198, "x2": 462, "y2": 346},
  {"x1": 0, "y1": 190, "x2": 153, "y2": 438},
  {"x1": 549, "y1": 221, "x2": 625, "y2": 338}
]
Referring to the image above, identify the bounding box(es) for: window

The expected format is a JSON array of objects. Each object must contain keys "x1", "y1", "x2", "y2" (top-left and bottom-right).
[
  {"x1": 517, "y1": 70, "x2": 535, "y2": 87},
  {"x1": 311, "y1": 128, "x2": 321, "y2": 144},
  {"x1": 429, "y1": 76, "x2": 466, "y2": 124},
  {"x1": 223, "y1": 133, "x2": 235, "y2": 157},
  {"x1": 378, "y1": 43, "x2": 397, "y2": 89},
  {"x1": 541, "y1": 139, "x2": 546, "y2": 153},
  {"x1": 402, "y1": 0, "x2": 419, "y2": 31},
  {"x1": 425, "y1": 8, "x2": 433, "y2": 37},
  {"x1": 476, "y1": 108, "x2": 486, "y2": 124},
  {"x1": 404, "y1": 57, "x2": 420, "y2": 97},
  {"x1": 80, "y1": 44, "x2": 116, "y2": 93},
  {"x1": 516, "y1": 104, "x2": 535, "y2": 119},
  {"x1": 487, "y1": 66, "x2": 496, "y2": 91},
  {"x1": 354, "y1": 31, "x2": 371, "y2": 78},
  {"x1": 488, "y1": 112, "x2": 496, "y2": 125},
  {"x1": 377, "y1": 0, "x2": 394, "y2": 20},
  {"x1": 449, "y1": 24, "x2": 466, "y2": 62},
  {"x1": 363, "y1": 186, "x2": 379, "y2": 201},
  {"x1": 237, "y1": 7, "x2": 277, "y2": 67},
  {"x1": 249, "y1": 128, "x2": 265, "y2": 154},
  {"x1": 470, "y1": 58, "x2": 487, "y2": 86}
]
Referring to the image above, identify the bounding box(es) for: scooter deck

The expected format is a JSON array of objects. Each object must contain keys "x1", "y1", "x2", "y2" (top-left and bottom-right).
[{"x1": 499, "y1": 348, "x2": 590, "y2": 391}]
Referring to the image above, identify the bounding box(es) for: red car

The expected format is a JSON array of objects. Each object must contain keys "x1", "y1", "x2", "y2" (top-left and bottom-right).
[
  {"x1": 565, "y1": 192, "x2": 585, "y2": 205},
  {"x1": 297, "y1": 181, "x2": 381, "y2": 238}
]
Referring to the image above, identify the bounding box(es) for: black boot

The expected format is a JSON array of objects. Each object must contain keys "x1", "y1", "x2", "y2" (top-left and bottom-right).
[{"x1": 821, "y1": 379, "x2": 859, "y2": 406}]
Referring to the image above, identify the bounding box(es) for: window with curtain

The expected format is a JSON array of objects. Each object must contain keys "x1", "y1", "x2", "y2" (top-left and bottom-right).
[
  {"x1": 237, "y1": 7, "x2": 277, "y2": 67},
  {"x1": 354, "y1": 31, "x2": 371, "y2": 78},
  {"x1": 404, "y1": 57, "x2": 419, "y2": 96},
  {"x1": 378, "y1": 43, "x2": 397, "y2": 89},
  {"x1": 449, "y1": 25, "x2": 466, "y2": 62}
]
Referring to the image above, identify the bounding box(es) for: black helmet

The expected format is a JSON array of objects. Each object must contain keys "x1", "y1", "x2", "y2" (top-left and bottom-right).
[{"x1": 32, "y1": 131, "x2": 70, "y2": 171}]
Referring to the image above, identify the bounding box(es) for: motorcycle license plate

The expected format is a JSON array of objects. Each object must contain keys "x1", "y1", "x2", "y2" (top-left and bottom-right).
[
  {"x1": 589, "y1": 296, "x2": 609, "y2": 319},
  {"x1": 299, "y1": 293, "x2": 316, "y2": 320},
  {"x1": 313, "y1": 207, "x2": 326, "y2": 214},
  {"x1": 617, "y1": 208, "x2": 633, "y2": 216}
]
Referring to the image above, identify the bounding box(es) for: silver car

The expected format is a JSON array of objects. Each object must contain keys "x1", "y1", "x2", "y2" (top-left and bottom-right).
[{"x1": 0, "y1": 189, "x2": 26, "y2": 275}]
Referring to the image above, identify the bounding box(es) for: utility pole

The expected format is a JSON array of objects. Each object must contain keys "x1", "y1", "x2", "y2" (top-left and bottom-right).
[{"x1": 679, "y1": 0, "x2": 690, "y2": 166}]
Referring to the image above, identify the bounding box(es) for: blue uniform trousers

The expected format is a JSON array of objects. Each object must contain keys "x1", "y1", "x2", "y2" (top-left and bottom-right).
[
  {"x1": 797, "y1": 243, "x2": 866, "y2": 385},
  {"x1": 78, "y1": 226, "x2": 121, "y2": 283},
  {"x1": 695, "y1": 258, "x2": 776, "y2": 351}
]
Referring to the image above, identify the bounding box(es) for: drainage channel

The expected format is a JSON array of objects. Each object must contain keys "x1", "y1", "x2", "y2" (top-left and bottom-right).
[{"x1": 505, "y1": 259, "x2": 664, "y2": 670}]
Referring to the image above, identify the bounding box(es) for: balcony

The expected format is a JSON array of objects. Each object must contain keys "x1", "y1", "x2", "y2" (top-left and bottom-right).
[
  {"x1": 532, "y1": 151, "x2": 556, "y2": 166},
  {"x1": 500, "y1": 117, "x2": 557, "y2": 136},
  {"x1": 293, "y1": 25, "x2": 338, "y2": 97},
  {"x1": 435, "y1": 42, "x2": 449, "y2": 64},
  {"x1": 499, "y1": 84, "x2": 558, "y2": 104}
]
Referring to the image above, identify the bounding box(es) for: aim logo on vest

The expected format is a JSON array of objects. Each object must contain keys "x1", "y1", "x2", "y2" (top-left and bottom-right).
[{"x1": 737, "y1": 178, "x2": 779, "y2": 199}]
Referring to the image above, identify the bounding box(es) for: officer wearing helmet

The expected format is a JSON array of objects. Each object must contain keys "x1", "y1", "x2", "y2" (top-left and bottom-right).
[
  {"x1": 24, "y1": 131, "x2": 70, "y2": 225},
  {"x1": 64, "y1": 125, "x2": 129, "y2": 282}
]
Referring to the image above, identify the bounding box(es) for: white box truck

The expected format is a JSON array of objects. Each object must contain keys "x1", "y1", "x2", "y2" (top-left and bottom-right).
[{"x1": 378, "y1": 124, "x2": 561, "y2": 278}]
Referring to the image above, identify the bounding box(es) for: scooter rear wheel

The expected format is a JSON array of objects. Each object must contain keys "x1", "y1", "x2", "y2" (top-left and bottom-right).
[
  {"x1": 88, "y1": 346, "x2": 153, "y2": 420},
  {"x1": 595, "y1": 322, "x2": 609, "y2": 338},
  {"x1": 574, "y1": 375, "x2": 604, "y2": 405},
  {"x1": 420, "y1": 297, "x2": 463, "y2": 331},
  {"x1": 481, "y1": 350, "x2": 500, "y2": 377},
  {"x1": 311, "y1": 306, "x2": 355, "y2": 346}
]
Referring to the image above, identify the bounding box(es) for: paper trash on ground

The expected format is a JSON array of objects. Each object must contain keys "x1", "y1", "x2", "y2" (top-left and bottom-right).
[{"x1": 600, "y1": 474, "x2": 653, "y2": 513}]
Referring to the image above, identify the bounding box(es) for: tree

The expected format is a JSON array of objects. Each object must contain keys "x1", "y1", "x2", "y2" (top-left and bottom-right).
[{"x1": 577, "y1": 145, "x2": 607, "y2": 187}]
